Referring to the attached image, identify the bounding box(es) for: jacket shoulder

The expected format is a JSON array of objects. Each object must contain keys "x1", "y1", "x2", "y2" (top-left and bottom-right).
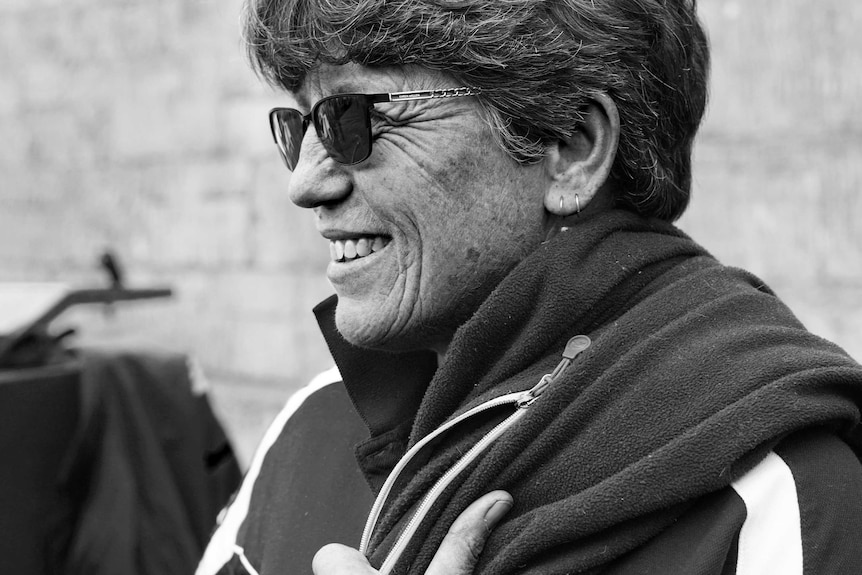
[
  {"x1": 769, "y1": 428, "x2": 862, "y2": 574},
  {"x1": 604, "y1": 429, "x2": 862, "y2": 575},
  {"x1": 704, "y1": 429, "x2": 862, "y2": 575},
  {"x1": 197, "y1": 367, "x2": 373, "y2": 575}
]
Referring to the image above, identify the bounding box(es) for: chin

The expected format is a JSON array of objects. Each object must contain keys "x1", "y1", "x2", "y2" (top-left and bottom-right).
[
  {"x1": 334, "y1": 300, "x2": 449, "y2": 354},
  {"x1": 334, "y1": 302, "x2": 394, "y2": 350}
]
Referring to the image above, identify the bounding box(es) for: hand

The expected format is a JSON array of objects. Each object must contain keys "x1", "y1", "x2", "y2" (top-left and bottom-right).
[{"x1": 312, "y1": 490, "x2": 513, "y2": 575}]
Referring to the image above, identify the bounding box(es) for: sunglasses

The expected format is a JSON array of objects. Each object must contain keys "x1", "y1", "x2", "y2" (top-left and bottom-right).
[{"x1": 268, "y1": 87, "x2": 480, "y2": 171}]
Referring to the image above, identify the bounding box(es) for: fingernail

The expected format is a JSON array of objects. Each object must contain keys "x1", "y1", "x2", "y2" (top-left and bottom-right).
[{"x1": 484, "y1": 498, "x2": 513, "y2": 529}]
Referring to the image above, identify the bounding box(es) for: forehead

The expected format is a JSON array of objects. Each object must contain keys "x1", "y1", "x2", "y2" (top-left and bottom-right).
[{"x1": 291, "y1": 64, "x2": 449, "y2": 108}]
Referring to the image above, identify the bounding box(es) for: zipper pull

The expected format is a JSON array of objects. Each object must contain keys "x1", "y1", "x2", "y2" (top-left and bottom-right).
[{"x1": 517, "y1": 335, "x2": 591, "y2": 408}]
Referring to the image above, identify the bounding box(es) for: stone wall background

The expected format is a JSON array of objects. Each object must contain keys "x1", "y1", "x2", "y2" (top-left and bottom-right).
[{"x1": 1, "y1": 0, "x2": 859, "y2": 465}]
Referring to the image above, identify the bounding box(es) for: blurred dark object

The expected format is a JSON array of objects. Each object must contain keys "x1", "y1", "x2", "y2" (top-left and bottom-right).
[
  {"x1": 0, "y1": 255, "x2": 241, "y2": 574},
  {"x1": 0, "y1": 363, "x2": 79, "y2": 574},
  {"x1": 100, "y1": 250, "x2": 125, "y2": 288},
  {"x1": 0, "y1": 346, "x2": 242, "y2": 575}
]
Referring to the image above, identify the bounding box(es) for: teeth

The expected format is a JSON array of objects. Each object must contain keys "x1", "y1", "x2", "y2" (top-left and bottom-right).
[
  {"x1": 356, "y1": 238, "x2": 371, "y2": 257},
  {"x1": 330, "y1": 236, "x2": 388, "y2": 262}
]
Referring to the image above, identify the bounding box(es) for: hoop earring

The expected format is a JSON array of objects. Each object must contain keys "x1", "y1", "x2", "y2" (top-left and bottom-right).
[
  {"x1": 575, "y1": 194, "x2": 581, "y2": 216},
  {"x1": 560, "y1": 196, "x2": 564, "y2": 211}
]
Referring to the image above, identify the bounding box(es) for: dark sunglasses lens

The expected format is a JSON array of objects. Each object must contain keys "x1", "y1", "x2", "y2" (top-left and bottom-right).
[
  {"x1": 313, "y1": 96, "x2": 371, "y2": 165},
  {"x1": 271, "y1": 109, "x2": 305, "y2": 170}
]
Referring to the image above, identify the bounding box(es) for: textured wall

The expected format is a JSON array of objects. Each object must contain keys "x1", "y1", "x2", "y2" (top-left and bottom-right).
[
  {"x1": 679, "y1": 1, "x2": 862, "y2": 362},
  {"x1": 2, "y1": 1, "x2": 860, "y2": 462}
]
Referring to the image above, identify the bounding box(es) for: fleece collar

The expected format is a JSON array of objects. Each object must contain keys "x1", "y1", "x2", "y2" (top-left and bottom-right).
[{"x1": 314, "y1": 295, "x2": 437, "y2": 438}]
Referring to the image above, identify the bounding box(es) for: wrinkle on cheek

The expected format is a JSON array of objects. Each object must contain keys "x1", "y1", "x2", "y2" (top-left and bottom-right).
[
  {"x1": 377, "y1": 115, "x2": 483, "y2": 185},
  {"x1": 386, "y1": 258, "x2": 427, "y2": 343},
  {"x1": 376, "y1": 125, "x2": 438, "y2": 165}
]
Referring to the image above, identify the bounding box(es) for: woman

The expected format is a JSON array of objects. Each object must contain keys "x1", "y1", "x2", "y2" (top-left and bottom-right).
[{"x1": 199, "y1": 1, "x2": 862, "y2": 573}]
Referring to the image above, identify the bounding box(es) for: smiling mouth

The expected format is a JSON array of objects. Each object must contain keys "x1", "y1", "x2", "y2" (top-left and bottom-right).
[{"x1": 329, "y1": 236, "x2": 391, "y2": 263}]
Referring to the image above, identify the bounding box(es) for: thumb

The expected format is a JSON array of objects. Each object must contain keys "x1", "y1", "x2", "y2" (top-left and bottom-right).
[
  {"x1": 312, "y1": 543, "x2": 378, "y2": 575},
  {"x1": 425, "y1": 491, "x2": 513, "y2": 575}
]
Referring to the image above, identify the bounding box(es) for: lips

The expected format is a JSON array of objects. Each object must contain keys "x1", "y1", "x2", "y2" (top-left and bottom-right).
[{"x1": 329, "y1": 236, "x2": 390, "y2": 262}]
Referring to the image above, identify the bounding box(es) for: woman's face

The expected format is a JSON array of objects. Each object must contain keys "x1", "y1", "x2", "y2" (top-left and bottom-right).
[{"x1": 287, "y1": 64, "x2": 554, "y2": 355}]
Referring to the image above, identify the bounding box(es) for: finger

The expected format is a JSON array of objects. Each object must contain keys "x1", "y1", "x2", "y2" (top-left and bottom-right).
[
  {"x1": 426, "y1": 490, "x2": 513, "y2": 575},
  {"x1": 312, "y1": 543, "x2": 378, "y2": 575}
]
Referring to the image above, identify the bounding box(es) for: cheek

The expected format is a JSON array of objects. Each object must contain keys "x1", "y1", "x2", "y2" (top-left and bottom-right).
[
  {"x1": 465, "y1": 247, "x2": 481, "y2": 264},
  {"x1": 423, "y1": 149, "x2": 488, "y2": 206},
  {"x1": 411, "y1": 157, "x2": 545, "y2": 272},
  {"x1": 375, "y1": 119, "x2": 547, "y2": 286}
]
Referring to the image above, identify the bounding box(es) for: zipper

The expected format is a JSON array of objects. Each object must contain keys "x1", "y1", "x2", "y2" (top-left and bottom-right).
[
  {"x1": 358, "y1": 390, "x2": 525, "y2": 553},
  {"x1": 360, "y1": 335, "x2": 591, "y2": 574}
]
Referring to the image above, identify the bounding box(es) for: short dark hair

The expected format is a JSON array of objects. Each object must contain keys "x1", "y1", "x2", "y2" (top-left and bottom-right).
[{"x1": 245, "y1": 0, "x2": 710, "y2": 221}]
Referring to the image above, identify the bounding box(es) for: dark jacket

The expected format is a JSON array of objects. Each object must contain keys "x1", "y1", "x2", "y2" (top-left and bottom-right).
[
  {"x1": 1, "y1": 348, "x2": 241, "y2": 575},
  {"x1": 200, "y1": 211, "x2": 862, "y2": 575}
]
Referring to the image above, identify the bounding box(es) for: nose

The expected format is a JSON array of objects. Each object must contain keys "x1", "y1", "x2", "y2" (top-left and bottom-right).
[{"x1": 287, "y1": 130, "x2": 353, "y2": 209}]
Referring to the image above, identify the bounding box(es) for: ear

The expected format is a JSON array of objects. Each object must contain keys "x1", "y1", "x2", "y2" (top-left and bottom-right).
[{"x1": 543, "y1": 93, "x2": 620, "y2": 216}]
